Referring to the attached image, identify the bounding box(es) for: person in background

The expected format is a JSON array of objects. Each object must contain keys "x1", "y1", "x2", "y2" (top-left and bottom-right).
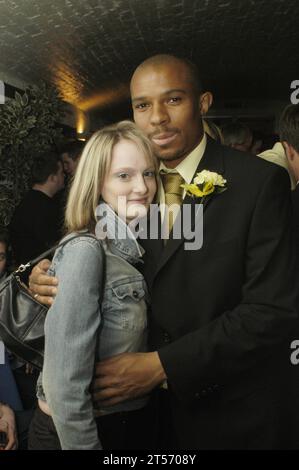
[
  {"x1": 9, "y1": 152, "x2": 64, "y2": 411},
  {"x1": 9, "y1": 151, "x2": 65, "y2": 267},
  {"x1": 0, "y1": 403, "x2": 18, "y2": 450},
  {"x1": 279, "y1": 104, "x2": 299, "y2": 183},
  {"x1": 0, "y1": 400, "x2": 33, "y2": 450},
  {"x1": 279, "y1": 103, "x2": 299, "y2": 281},
  {"x1": 0, "y1": 231, "x2": 22, "y2": 434},
  {"x1": 203, "y1": 119, "x2": 224, "y2": 144},
  {"x1": 221, "y1": 120, "x2": 253, "y2": 152},
  {"x1": 0, "y1": 235, "x2": 31, "y2": 449},
  {"x1": 54, "y1": 141, "x2": 85, "y2": 231},
  {"x1": 61, "y1": 141, "x2": 85, "y2": 178},
  {"x1": 258, "y1": 141, "x2": 297, "y2": 190},
  {"x1": 0, "y1": 230, "x2": 9, "y2": 282},
  {"x1": 250, "y1": 131, "x2": 264, "y2": 155}
]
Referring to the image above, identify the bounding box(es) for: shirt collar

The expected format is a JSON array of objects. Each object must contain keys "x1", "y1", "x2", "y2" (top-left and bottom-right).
[
  {"x1": 258, "y1": 141, "x2": 297, "y2": 190},
  {"x1": 159, "y1": 133, "x2": 207, "y2": 183}
]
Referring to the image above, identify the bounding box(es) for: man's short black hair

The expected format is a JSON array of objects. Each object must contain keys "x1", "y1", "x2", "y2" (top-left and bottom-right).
[
  {"x1": 61, "y1": 141, "x2": 85, "y2": 161},
  {"x1": 31, "y1": 152, "x2": 62, "y2": 185},
  {"x1": 221, "y1": 121, "x2": 252, "y2": 147},
  {"x1": 132, "y1": 54, "x2": 203, "y2": 96},
  {"x1": 279, "y1": 104, "x2": 299, "y2": 153}
]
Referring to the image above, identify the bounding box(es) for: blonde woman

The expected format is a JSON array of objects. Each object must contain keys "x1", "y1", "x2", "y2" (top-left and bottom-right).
[{"x1": 28, "y1": 121, "x2": 157, "y2": 450}]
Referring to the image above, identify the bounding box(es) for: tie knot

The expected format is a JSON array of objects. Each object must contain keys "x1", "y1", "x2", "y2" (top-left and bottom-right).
[{"x1": 160, "y1": 172, "x2": 185, "y2": 196}]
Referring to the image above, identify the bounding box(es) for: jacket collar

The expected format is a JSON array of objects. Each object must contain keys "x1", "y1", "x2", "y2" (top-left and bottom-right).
[{"x1": 95, "y1": 202, "x2": 144, "y2": 265}]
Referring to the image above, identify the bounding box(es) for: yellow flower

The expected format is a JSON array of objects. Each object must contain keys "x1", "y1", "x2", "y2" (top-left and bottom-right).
[
  {"x1": 181, "y1": 182, "x2": 215, "y2": 198},
  {"x1": 194, "y1": 170, "x2": 226, "y2": 187},
  {"x1": 181, "y1": 170, "x2": 227, "y2": 200}
]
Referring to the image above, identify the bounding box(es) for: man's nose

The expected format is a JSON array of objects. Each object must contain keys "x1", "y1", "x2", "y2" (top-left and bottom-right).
[{"x1": 150, "y1": 102, "x2": 170, "y2": 126}]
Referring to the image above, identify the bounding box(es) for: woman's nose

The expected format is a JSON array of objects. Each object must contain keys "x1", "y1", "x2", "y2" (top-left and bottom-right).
[{"x1": 134, "y1": 176, "x2": 148, "y2": 194}]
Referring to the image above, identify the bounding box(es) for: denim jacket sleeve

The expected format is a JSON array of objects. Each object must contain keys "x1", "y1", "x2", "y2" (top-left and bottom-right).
[{"x1": 42, "y1": 237, "x2": 104, "y2": 450}]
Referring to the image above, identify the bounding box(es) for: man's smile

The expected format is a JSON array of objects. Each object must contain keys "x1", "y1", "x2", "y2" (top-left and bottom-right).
[{"x1": 151, "y1": 132, "x2": 178, "y2": 146}]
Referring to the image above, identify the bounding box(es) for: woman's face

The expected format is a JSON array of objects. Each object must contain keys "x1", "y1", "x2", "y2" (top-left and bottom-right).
[{"x1": 101, "y1": 139, "x2": 157, "y2": 222}]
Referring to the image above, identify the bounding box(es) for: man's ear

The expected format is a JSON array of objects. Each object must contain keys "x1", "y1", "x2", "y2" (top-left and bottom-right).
[
  {"x1": 199, "y1": 92, "x2": 213, "y2": 115},
  {"x1": 282, "y1": 141, "x2": 295, "y2": 161},
  {"x1": 48, "y1": 174, "x2": 56, "y2": 184}
]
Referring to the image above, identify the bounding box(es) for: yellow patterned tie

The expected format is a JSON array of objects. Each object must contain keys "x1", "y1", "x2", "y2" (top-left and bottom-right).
[{"x1": 160, "y1": 171, "x2": 185, "y2": 239}]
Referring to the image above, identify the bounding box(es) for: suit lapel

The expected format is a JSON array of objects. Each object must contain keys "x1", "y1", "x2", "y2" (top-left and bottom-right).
[
  {"x1": 138, "y1": 206, "x2": 164, "y2": 285},
  {"x1": 153, "y1": 137, "x2": 226, "y2": 280}
]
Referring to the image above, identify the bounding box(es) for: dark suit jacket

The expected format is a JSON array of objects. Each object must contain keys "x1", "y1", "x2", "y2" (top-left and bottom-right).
[{"x1": 140, "y1": 138, "x2": 299, "y2": 449}]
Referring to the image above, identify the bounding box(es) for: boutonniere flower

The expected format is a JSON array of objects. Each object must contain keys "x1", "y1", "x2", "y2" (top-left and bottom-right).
[{"x1": 181, "y1": 170, "x2": 227, "y2": 202}]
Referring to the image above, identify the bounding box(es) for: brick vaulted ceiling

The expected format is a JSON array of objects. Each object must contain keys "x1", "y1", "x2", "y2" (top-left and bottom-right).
[{"x1": 0, "y1": 0, "x2": 298, "y2": 123}]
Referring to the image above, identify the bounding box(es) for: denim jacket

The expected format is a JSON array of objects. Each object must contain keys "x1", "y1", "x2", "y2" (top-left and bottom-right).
[{"x1": 37, "y1": 204, "x2": 149, "y2": 450}]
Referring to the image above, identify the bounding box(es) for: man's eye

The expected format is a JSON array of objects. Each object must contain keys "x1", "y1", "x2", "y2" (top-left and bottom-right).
[
  {"x1": 144, "y1": 171, "x2": 155, "y2": 178},
  {"x1": 168, "y1": 97, "x2": 182, "y2": 104},
  {"x1": 135, "y1": 103, "x2": 148, "y2": 110}
]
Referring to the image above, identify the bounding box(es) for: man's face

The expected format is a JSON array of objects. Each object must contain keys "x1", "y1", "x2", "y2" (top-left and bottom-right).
[
  {"x1": 62, "y1": 153, "x2": 78, "y2": 176},
  {"x1": 283, "y1": 141, "x2": 299, "y2": 182},
  {"x1": 131, "y1": 62, "x2": 207, "y2": 168},
  {"x1": 53, "y1": 161, "x2": 65, "y2": 192},
  {"x1": 232, "y1": 134, "x2": 253, "y2": 153}
]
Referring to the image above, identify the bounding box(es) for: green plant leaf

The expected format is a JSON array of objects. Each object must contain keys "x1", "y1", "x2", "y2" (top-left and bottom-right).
[{"x1": 0, "y1": 81, "x2": 65, "y2": 226}]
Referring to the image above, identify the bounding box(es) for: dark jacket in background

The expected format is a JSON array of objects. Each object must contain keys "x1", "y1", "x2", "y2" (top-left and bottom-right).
[{"x1": 10, "y1": 189, "x2": 61, "y2": 265}]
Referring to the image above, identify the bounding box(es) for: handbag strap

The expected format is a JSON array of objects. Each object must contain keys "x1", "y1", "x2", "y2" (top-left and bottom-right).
[{"x1": 15, "y1": 233, "x2": 98, "y2": 274}]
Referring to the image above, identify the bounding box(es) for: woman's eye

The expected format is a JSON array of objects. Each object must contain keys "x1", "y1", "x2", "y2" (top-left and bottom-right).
[{"x1": 118, "y1": 173, "x2": 130, "y2": 180}]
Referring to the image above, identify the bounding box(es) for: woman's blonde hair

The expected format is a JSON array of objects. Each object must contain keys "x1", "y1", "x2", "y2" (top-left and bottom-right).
[{"x1": 65, "y1": 120, "x2": 157, "y2": 233}]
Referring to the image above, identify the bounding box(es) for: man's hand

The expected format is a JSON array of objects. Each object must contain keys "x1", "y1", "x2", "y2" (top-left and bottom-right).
[
  {"x1": 92, "y1": 352, "x2": 166, "y2": 407},
  {"x1": 0, "y1": 404, "x2": 18, "y2": 450},
  {"x1": 29, "y1": 259, "x2": 58, "y2": 307}
]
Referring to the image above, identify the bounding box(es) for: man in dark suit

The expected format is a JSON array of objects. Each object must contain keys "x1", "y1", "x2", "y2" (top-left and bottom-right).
[
  {"x1": 30, "y1": 55, "x2": 299, "y2": 449},
  {"x1": 280, "y1": 103, "x2": 299, "y2": 185},
  {"x1": 280, "y1": 103, "x2": 299, "y2": 308}
]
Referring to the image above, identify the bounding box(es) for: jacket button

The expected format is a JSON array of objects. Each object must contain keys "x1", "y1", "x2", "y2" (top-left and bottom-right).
[
  {"x1": 163, "y1": 332, "x2": 171, "y2": 343},
  {"x1": 132, "y1": 290, "x2": 139, "y2": 299}
]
